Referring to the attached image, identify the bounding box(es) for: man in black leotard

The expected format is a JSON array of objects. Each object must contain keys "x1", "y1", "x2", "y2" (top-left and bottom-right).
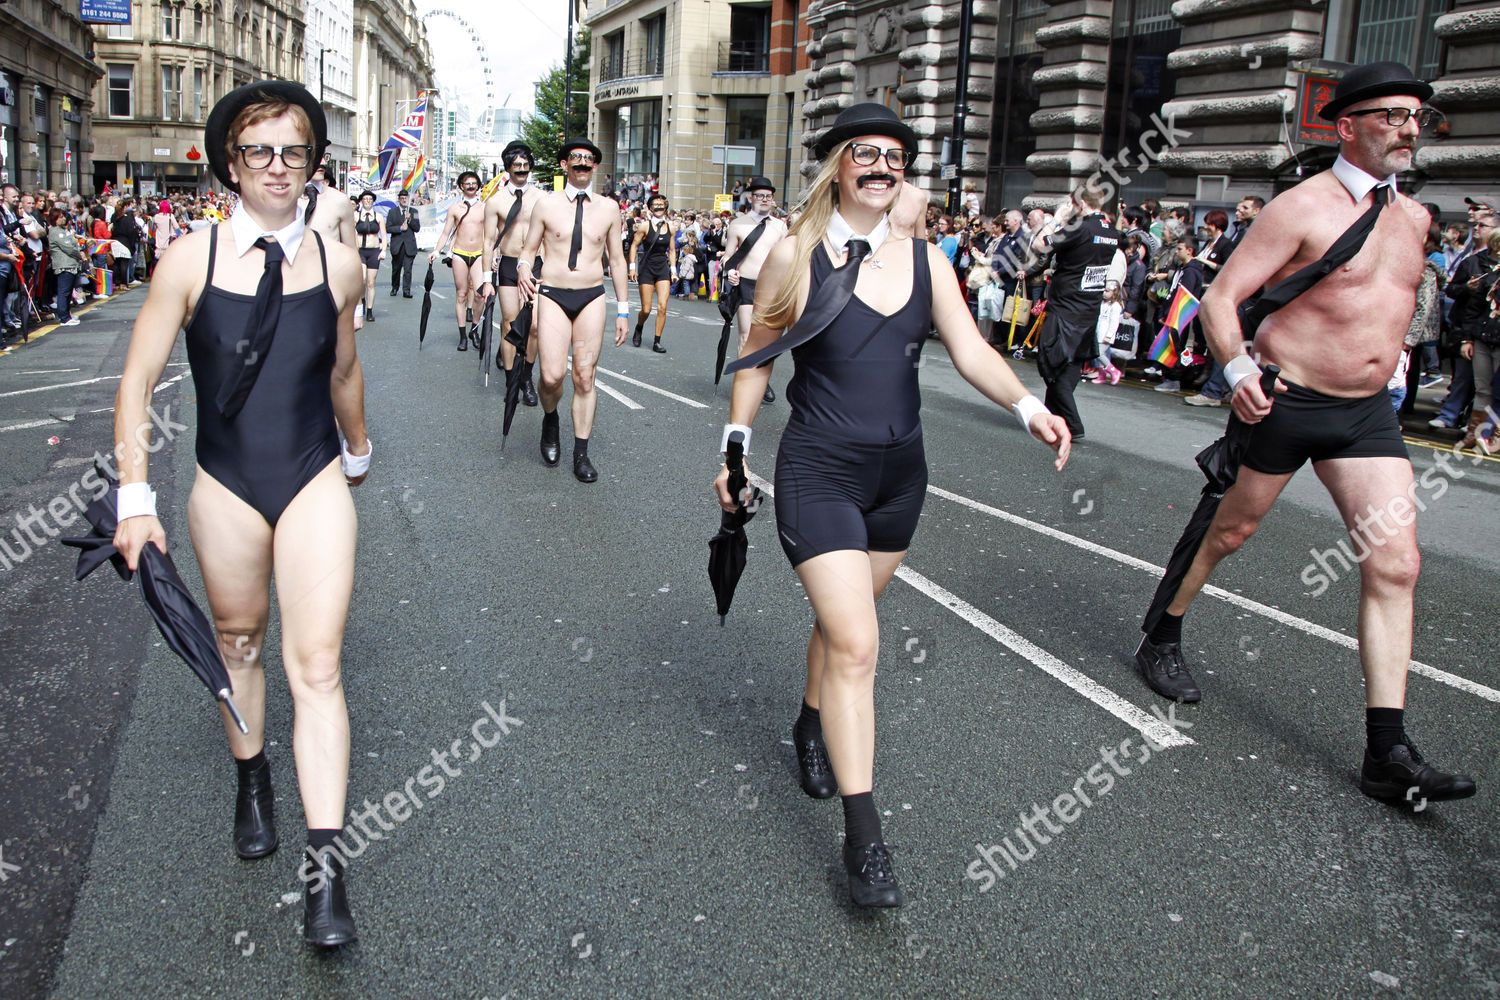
[
  {"x1": 628, "y1": 193, "x2": 676, "y2": 352},
  {"x1": 713, "y1": 102, "x2": 1069, "y2": 909},
  {"x1": 113, "y1": 80, "x2": 370, "y2": 947},
  {"x1": 515, "y1": 139, "x2": 630, "y2": 482},
  {"x1": 354, "y1": 190, "x2": 386, "y2": 320}
]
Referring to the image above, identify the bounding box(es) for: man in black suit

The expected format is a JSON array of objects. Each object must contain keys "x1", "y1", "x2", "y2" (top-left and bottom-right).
[{"x1": 386, "y1": 189, "x2": 420, "y2": 297}]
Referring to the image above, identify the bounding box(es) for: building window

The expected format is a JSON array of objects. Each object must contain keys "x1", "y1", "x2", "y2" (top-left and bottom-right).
[
  {"x1": 162, "y1": 66, "x2": 183, "y2": 121},
  {"x1": 163, "y1": 2, "x2": 182, "y2": 40},
  {"x1": 1102, "y1": 0, "x2": 1181, "y2": 199},
  {"x1": 614, "y1": 99, "x2": 661, "y2": 176},
  {"x1": 108, "y1": 64, "x2": 134, "y2": 118},
  {"x1": 193, "y1": 68, "x2": 205, "y2": 121},
  {"x1": 643, "y1": 14, "x2": 666, "y2": 76},
  {"x1": 1350, "y1": 0, "x2": 1451, "y2": 79},
  {"x1": 602, "y1": 30, "x2": 625, "y2": 82},
  {"x1": 106, "y1": 21, "x2": 134, "y2": 39},
  {"x1": 194, "y1": 4, "x2": 204, "y2": 41},
  {"x1": 724, "y1": 97, "x2": 767, "y2": 177},
  {"x1": 985, "y1": 0, "x2": 1048, "y2": 209},
  {"x1": 724, "y1": 5, "x2": 771, "y2": 72}
]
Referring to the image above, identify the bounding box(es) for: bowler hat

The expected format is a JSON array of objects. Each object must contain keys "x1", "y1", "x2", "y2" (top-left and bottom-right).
[
  {"x1": 559, "y1": 138, "x2": 603, "y2": 163},
  {"x1": 204, "y1": 81, "x2": 328, "y2": 191},
  {"x1": 812, "y1": 102, "x2": 918, "y2": 160},
  {"x1": 502, "y1": 141, "x2": 534, "y2": 168},
  {"x1": 1318, "y1": 61, "x2": 1433, "y2": 121},
  {"x1": 746, "y1": 176, "x2": 775, "y2": 193}
]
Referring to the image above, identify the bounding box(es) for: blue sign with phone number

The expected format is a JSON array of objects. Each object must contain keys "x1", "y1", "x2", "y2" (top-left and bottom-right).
[{"x1": 80, "y1": 0, "x2": 131, "y2": 24}]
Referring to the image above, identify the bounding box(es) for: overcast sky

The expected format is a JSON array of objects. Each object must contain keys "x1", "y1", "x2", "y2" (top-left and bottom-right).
[{"x1": 417, "y1": 1, "x2": 574, "y2": 118}]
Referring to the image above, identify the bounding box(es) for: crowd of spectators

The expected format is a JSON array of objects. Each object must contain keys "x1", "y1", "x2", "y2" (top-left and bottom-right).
[{"x1": 0, "y1": 182, "x2": 237, "y2": 345}]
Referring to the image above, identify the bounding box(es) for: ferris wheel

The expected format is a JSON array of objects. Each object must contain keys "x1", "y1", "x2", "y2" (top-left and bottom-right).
[{"x1": 421, "y1": 8, "x2": 499, "y2": 109}]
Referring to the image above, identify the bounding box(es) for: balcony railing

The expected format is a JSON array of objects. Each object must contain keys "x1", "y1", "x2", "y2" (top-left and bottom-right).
[
  {"x1": 598, "y1": 50, "x2": 664, "y2": 84},
  {"x1": 716, "y1": 40, "x2": 769, "y2": 74}
]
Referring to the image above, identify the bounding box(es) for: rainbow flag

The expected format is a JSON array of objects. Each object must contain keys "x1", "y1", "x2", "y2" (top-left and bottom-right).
[
  {"x1": 1161, "y1": 284, "x2": 1200, "y2": 332},
  {"x1": 403, "y1": 156, "x2": 426, "y2": 192},
  {"x1": 1148, "y1": 326, "x2": 1180, "y2": 368}
]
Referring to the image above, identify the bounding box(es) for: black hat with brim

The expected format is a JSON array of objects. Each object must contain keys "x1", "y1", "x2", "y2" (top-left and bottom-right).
[
  {"x1": 502, "y1": 141, "x2": 534, "y2": 168},
  {"x1": 559, "y1": 138, "x2": 603, "y2": 163},
  {"x1": 746, "y1": 176, "x2": 775, "y2": 193},
  {"x1": 1318, "y1": 61, "x2": 1434, "y2": 121},
  {"x1": 813, "y1": 102, "x2": 919, "y2": 160},
  {"x1": 205, "y1": 80, "x2": 328, "y2": 191}
]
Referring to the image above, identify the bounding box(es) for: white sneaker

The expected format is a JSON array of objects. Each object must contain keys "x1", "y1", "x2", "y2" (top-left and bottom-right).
[
  {"x1": 60, "y1": 317, "x2": 80, "y2": 327},
  {"x1": 1183, "y1": 393, "x2": 1222, "y2": 406},
  {"x1": 1154, "y1": 380, "x2": 1181, "y2": 393},
  {"x1": 1427, "y1": 416, "x2": 1453, "y2": 429}
]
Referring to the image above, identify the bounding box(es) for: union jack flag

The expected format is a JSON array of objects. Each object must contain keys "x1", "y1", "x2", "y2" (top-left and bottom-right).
[{"x1": 376, "y1": 99, "x2": 427, "y2": 189}]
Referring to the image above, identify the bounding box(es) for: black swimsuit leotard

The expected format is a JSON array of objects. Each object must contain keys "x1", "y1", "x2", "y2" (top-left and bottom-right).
[
  {"x1": 636, "y1": 221, "x2": 673, "y2": 284},
  {"x1": 184, "y1": 225, "x2": 341, "y2": 526},
  {"x1": 774, "y1": 237, "x2": 933, "y2": 565}
]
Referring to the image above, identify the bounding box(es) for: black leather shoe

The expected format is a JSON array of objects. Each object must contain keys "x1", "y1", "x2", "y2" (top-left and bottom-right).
[
  {"x1": 468, "y1": 323, "x2": 482, "y2": 349},
  {"x1": 233, "y1": 760, "x2": 278, "y2": 859},
  {"x1": 389, "y1": 289, "x2": 397, "y2": 296},
  {"x1": 794, "y1": 727, "x2": 837, "y2": 799},
  {"x1": 763, "y1": 386, "x2": 776, "y2": 404},
  {"x1": 1360, "y1": 743, "x2": 1476, "y2": 806},
  {"x1": 457, "y1": 331, "x2": 468, "y2": 351},
  {"x1": 1134, "y1": 635, "x2": 1201, "y2": 703},
  {"x1": 302, "y1": 846, "x2": 358, "y2": 947},
  {"x1": 403, "y1": 292, "x2": 413, "y2": 298},
  {"x1": 540, "y1": 413, "x2": 560, "y2": 466},
  {"x1": 632, "y1": 326, "x2": 643, "y2": 347},
  {"x1": 574, "y1": 452, "x2": 598, "y2": 483},
  {"x1": 652, "y1": 340, "x2": 667, "y2": 353},
  {"x1": 522, "y1": 377, "x2": 538, "y2": 407},
  {"x1": 365, "y1": 307, "x2": 375, "y2": 321},
  {"x1": 843, "y1": 841, "x2": 903, "y2": 908}
]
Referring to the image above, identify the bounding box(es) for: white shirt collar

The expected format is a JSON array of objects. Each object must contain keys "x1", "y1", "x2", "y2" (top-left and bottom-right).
[
  {"x1": 1331, "y1": 155, "x2": 1397, "y2": 204},
  {"x1": 507, "y1": 182, "x2": 528, "y2": 197},
  {"x1": 565, "y1": 184, "x2": 592, "y2": 202},
  {"x1": 229, "y1": 204, "x2": 305, "y2": 265},
  {"x1": 826, "y1": 211, "x2": 889, "y2": 257},
  {"x1": 463, "y1": 196, "x2": 480, "y2": 207}
]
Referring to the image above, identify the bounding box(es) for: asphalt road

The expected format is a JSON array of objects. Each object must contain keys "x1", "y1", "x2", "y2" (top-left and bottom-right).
[{"x1": 1, "y1": 273, "x2": 1497, "y2": 999}]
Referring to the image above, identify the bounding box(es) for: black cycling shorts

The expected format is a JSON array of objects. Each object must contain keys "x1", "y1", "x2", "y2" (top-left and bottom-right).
[{"x1": 1241, "y1": 380, "x2": 1409, "y2": 475}]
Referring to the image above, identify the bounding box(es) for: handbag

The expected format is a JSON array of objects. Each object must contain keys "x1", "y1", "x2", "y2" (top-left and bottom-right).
[
  {"x1": 1110, "y1": 317, "x2": 1139, "y2": 360},
  {"x1": 1002, "y1": 278, "x2": 1032, "y2": 323}
]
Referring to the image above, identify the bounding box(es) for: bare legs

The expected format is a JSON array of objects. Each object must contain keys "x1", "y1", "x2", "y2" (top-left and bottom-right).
[{"x1": 535, "y1": 292, "x2": 607, "y2": 439}]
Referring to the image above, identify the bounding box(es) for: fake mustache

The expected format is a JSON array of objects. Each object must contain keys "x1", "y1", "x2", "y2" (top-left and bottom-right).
[{"x1": 857, "y1": 174, "x2": 899, "y2": 189}]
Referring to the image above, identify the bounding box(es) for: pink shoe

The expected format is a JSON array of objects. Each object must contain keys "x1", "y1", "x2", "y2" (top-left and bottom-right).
[{"x1": 1105, "y1": 365, "x2": 1122, "y2": 385}]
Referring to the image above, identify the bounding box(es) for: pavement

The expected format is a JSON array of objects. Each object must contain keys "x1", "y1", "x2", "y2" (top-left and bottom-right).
[{"x1": 1, "y1": 274, "x2": 1496, "y2": 999}]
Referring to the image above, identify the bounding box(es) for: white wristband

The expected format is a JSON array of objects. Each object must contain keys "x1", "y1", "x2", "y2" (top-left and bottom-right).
[
  {"x1": 720, "y1": 423, "x2": 752, "y2": 455},
  {"x1": 1011, "y1": 394, "x2": 1048, "y2": 432},
  {"x1": 1224, "y1": 354, "x2": 1262, "y2": 394},
  {"x1": 116, "y1": 482, "x2": 157, "y2": 520},
  {"x1": 341, "y1": 438, "x2": 373, "y2": 477},
  {"x1": 617, "y1": 303, "x2": 629, "y2": 318}
]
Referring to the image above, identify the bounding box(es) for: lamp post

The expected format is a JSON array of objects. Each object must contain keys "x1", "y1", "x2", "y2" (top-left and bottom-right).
[{"x1": 377, "y1": 81, "x2": 390, "y2": 158}]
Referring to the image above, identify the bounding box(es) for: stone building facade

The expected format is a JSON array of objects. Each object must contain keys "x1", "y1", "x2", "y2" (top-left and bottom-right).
[
  {"x1": 90, "y1": 0, "x2": 309, "y2": 196},
  {"x1": 0, "y1": 0, "x2": 104, "y2": 195},
  {"x1": 306, "y1": 0, "x2": 358, "y2": 184},
  {"x1": 799, "y1": 0, "x2": 1500, "y2": 216},
  {"x1": 352, "y1": 0, "x2": 435, "y2": 170},
  {"x1": 584, "y1": 0, "x2": 812, "y2": 209}
]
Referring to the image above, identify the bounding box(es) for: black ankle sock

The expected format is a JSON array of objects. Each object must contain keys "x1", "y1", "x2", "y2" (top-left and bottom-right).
[
  {"x1": 542, "y1": 410, "x2": 559, "y2": 427},
  {"x1": 1149, "y1": 611, "x2": 1184, "y2": 646},
  {"x1": 1366, "y1": 707, "x2": 1407, "y2": 757},
  {"x1": 841, "y1": 792, "x2": 882, "y2": 847},
  {"x1": 793, "y1": 701, "x2": 822, "y2": 743},
  {"x1": 235, "y1": 750, "x2": 266, "y2": 781},
  {"x1": 306, "y1": 828, "x2": 340, "y2": 852},
  {"x1": 573, "y1": 436, "x2": 589, "y2": 459}
]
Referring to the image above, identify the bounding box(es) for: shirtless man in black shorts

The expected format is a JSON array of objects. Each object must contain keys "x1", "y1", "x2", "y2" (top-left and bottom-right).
[
  {"x1": 480, "y1": 141, "x2": 540, "y2": 404},
  {"x1": 1133, "y1": 61, "x2": 1475, "y2": 807},
  {"x1": 352, "y1": 190, "x2": 385, "y2": 321},
  {"x1": 721, "y1": 178, "x2": 786, "y2": 402},
  {"x1": 515, "y1": 138, "x2": 630, "y2": 482},
  {"x1": 429, "y1": 170, "x2": 487, "y2": 351}
]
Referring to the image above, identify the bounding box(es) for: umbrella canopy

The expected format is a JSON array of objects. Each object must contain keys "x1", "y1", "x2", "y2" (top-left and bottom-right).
[
  {"x1": 713, "y1": 285, "x2": 741, "y2": 385},
  {"x1": 60, "y1": 469, "x2": 249, "y2": 733},
  {"x1": 708, "y1": 431, "x2": 764, "y2": 624},
  {"x1": 417, "y1": 261, "x2": 436, "y2": 349},
  {"x1": 1142, "y1": 364, "x2": 1281, "y2": 635}
]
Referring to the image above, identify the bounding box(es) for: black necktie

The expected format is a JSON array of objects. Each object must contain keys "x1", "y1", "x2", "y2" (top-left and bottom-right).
[
  {"x1": 723, "y1": 238, "x2": 871, "y2": 375},
  {"x1": 302, "y1": 184, "x2": 318, "y2": 225},
  {"x1": 568, "y1": 192, "x2": 587, "y2": 270},
  {"x1": 497, "y1": 190, "x2": 524, "y2": 248},
  {"x1": 216, "y1": 236, "x2": 283, "y2": 419}
]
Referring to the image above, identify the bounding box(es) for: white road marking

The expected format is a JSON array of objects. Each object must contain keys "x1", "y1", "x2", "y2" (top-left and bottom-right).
[
  {"x1": 592, "y1": 377, "x2": 644, "y2": 410},
  {"x1": 595, "y1": 366, "x2": 708, "y2": 408},
  {"x1": 0, "y1": 375, "x2": 121, "y2": 398},
  {"x1": 927, "y1": 484, "x2": 1500, "y2": 705},
  {"x1": 0, "y1": 417, "x2": 67, "y2": 433},
  {"x1": 16, "y1": 368, "x2": 83, "y2": 375},
  {"x1": 747, "y1": 472, "x2": 1193, "y2": 747}
]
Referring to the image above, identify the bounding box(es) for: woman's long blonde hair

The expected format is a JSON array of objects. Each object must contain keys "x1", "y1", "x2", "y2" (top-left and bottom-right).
[{"x1": 752, "y1": 138, "x2": 899, "y2": 331}]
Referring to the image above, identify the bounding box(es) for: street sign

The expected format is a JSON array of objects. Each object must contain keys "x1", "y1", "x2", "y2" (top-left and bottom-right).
[
  {"x1": 941, "y1": 164, "x2": 958, "y2": 180},
  {"x1": 80, "y1": 0, "x2": 131, "y2": 24},
  {"x1": 710, "y1": 145, "x2": 758, "y2": 166}
]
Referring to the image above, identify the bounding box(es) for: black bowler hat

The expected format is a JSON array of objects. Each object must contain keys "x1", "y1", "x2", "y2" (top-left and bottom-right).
[
  {"x1": 812, "y1": 102, "x2": 918, "y2": 159},
  {"x1": 559, "y1": 137, "x2": 603, "y2": 163},
  {"x1": 1318, "y1": 61, "x2": 1433, "y2": 121},
  {"x1": 204, "y1": 80, "x2": 328, "y2": 191},
  {"x1": 502, "y1": 141, "x2": 534, "y2": 168},
  {"x1": 745, "y1": 175, "x2": 775, "y2": 193}
]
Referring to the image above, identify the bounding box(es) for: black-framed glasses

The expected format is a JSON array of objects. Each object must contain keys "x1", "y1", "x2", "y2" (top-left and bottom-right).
[
  {"x1": 846, "y1": 142, "x2": 915, "y2": 170},
  {"x1": 1344, "y1": 107, "x2": 1441, "y2": 129},
  {"x1": 234, "y1": 144, "x2": 314, "y2": 169}
]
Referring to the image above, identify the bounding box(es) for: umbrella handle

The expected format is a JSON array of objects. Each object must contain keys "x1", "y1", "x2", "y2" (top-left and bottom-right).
[
  {"x1": 1259, "y1": 363, "x2": 1280, "y2": 394},
  {"x1": 218, "y1": 689, "x2": 250, "y2": 734}
]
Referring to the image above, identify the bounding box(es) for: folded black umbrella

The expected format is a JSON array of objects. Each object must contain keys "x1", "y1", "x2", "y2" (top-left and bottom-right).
[
  {"x1": 1142, "y1": 364, "x2": 1281, "y2": 635},
  {"x1": 708, "y1": 431, "x2": 764, "y2": 625},
  {"x1": 501, "y1": 354, "x2": 534, "y2": 448},
  {"x1": 478, "y1": 285, "x2": 497, "y2": 387},
  {"x1": 60, "y1": 470, "x2": 249, "y2": 733},
  {"x1": 713, "y1": 284, "x2": 741, "y2": 385},
  {"x1": 504, "y1": 300, "x2": 532, "y2": 351},
  {"x1": 417, "y1": 261, "x2": 436, "y2": 349}
]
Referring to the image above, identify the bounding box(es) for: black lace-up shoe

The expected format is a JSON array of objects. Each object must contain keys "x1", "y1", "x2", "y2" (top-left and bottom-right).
[
  {"x1": 843, "y1": 841, "x2": 903, "y2": 908},
  {"x1": 794, "y1": 729, "x2": 837, "y2": 799},
  {"x1": 1360, "y1": 743, "x2": 1476, "y2": 807},
  {"x1": 1134, "y1": 635, "x2": 1201, "y2": 703}
]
